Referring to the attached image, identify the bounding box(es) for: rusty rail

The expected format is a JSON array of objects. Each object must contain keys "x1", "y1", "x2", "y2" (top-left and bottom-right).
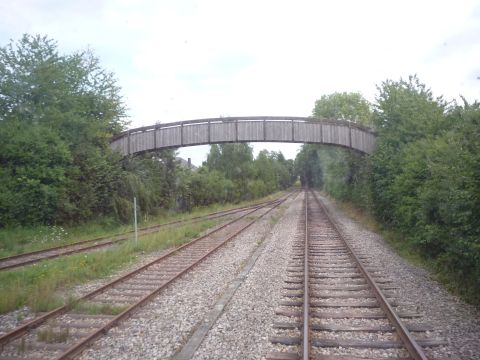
[
  {"x1": 0, "y1": 197, "x2": 283, "y2": 271},
  {"x1": 310, "y1": 190, "x2": 428, "y2": 360},
  {"x1": 0, "y1": 191, "x2": 295, "y2": 358}
]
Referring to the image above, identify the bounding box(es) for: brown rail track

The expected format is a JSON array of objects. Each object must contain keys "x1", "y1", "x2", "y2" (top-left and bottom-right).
[
  {"x1": 0, "y1": 191, "x2": 293, "y2": 359},
  {"x1": 267, "y1": 190, "x2": 445, "y2": 360},
  {"x1": 0, "y1": 196, "x2": 285, "y2": 272}
]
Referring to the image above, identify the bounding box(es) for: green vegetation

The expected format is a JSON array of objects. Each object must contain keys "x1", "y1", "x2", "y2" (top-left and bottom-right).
[
  {"x1": 296, "y1": 81, "x2": 480, "y2": 304},
  {"x1": 182, "y1": 144, "x2": 295, "y2": 209},
  {"x1": 0, "y1": 35, "x2": 294, "y2": 233},
  {"x1": 72, "y1": 302, "x2": 128, "y2": 315},
  {"x1": 37, "y1": 325, "x2": 69, "y2": 343},
  {"x1": 0, "y1": 220, "x2": 216, "y2": 314},
  {"x1": 0, "y1": 35, "x2": 127, "y2": 226},
  {"x1": 0, "y1": 191, "x2": 284, "y2": 258}
]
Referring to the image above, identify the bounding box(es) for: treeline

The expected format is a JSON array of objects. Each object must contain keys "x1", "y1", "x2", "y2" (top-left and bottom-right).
[
  {"x1": 113, "y1": 144, "x2": 295, "y2": 222},
  {"x1": 182, "y1": 144, "x2": 295, "y2": 209},
  {"x1": 0, "y1": 35, "x2": 295, "y2": 228},
  {"x1": 295, "y1": 80, "x2": 480, "y2": 303}
]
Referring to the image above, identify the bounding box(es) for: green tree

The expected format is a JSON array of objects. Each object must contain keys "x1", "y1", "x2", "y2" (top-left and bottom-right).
[
  {"x1": 370, "y1": 75, "x2": 445, "y2": 223},
  {"x1": 300, "y1": 92, "x2": 373, "y2": 207},
  {"x1": 378, "y1": 100, "x2": 480, "y2": 302},
  {"x1": 0, "y1": 122, "x2": 70, "y2": 224},
  {"x1": 205, "y1": 143, "x2": 254, "y2": 200},
  {"x1": 313, "y1": 92, "x2": 372, "y2": 125},
  {"x1": 0, "y1": 34, "x2": 127, "y2": 225},
  {"x1": 294, "y1": 145, "x2": 323, "y2": 188}
]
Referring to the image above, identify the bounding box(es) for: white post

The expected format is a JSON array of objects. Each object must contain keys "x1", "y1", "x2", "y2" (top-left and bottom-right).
[{"x1": 134, "y1": 197, "x2": 138, "y2": 245}]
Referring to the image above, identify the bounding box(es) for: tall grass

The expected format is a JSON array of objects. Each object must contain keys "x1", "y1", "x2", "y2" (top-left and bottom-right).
[{"x1": 0, "y1": 191, "x2": 285, "y2": 258}]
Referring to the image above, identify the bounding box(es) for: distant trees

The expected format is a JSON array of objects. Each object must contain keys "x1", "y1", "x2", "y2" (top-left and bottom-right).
[
  {"x1": 295, "y1": 92, "x2": 372, "y2": 206},
  {"x1": 313, "y1": 92, "x2": 372, "y2": 125},
  {"x1": 294, "y1": 145, "x2": 322, "y2": 188},
  {"x1": 179, "y1": 144, "x2": 295, "y2": 208},
  {"x1": 299, "y1": 78, "x2": 480, "y2": 303}
]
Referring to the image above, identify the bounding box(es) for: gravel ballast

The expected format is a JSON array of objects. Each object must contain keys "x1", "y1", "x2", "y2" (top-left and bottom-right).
[
  {"x1": 5, "y1": 191, "x2": 477, "y2": 359},
  {"x1": 77, "y1": 198, "x2": 294, "y2": 359},
  {"x1": 190, "y1": 193, "x2": 303, "y2": 360}
]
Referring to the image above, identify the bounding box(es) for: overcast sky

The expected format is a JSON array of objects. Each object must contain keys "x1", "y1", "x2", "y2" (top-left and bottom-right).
[{"x1": 1, "y1": 0, "x2": 479, "y2": 165}]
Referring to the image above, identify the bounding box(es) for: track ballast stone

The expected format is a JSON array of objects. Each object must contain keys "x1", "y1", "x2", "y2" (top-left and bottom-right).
[
  {"x1": 77, "y1": 199, "x2": 291, "y2": 359},
  {"x1": 191, "y1": 193, "x2": 303, "y2": 359}
]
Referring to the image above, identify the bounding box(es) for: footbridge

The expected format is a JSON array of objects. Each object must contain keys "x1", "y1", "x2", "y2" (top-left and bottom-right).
[{"x1": 110, "y1": 116, "x2": 376, "y2": 156}]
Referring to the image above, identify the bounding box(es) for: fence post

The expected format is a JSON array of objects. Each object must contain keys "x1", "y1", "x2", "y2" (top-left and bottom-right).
[{"x1": 133, "y1": 197, "x2": 138, "y2": 246}]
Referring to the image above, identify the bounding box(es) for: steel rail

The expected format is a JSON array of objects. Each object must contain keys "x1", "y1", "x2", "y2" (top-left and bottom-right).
[
  {"x1": 310, "y1": 190, "x2": 428, "y2": 360},
  {"x1": 0, "y1": 197, "x2": 284, "y2": 271},
  {"x1": 55, "y1": 193, "x2": 290, "y2": 359},
  {"x1": 0, "y1": 191, "x2": 293, "y2": 350},
  {"x1": 302, "y1": 192, "x2": 310, "y2": 359}
]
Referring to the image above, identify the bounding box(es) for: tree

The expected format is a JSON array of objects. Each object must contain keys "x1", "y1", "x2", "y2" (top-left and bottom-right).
[
  {"x1": 313, "y1": 92, "x2": 372, "y2": 125},
  {"x1": 205, "y1": 143, "x2": 254, "y2": 200},
  {"x1": 301, "y1": 92, "x2": 373, "y2": 207},
  {"x1": 370, "y1": 75, "x2": 445, "y2": 223},
  {"x1": 294, "y1": 145, "x2": 323, "y2": 188},
  {"x1": 0, "y1": 34, "x2": 127, "y2": 225},
  {"x1": 382, "y1": 100, "x2": 480, "y2": 302}
]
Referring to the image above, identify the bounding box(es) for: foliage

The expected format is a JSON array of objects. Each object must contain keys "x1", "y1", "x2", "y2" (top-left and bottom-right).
[
  {"x1": 181, "y1": 144, "x2": 295, "y2": 207},
  {"x1": 294, "y1": 144, "x2": 323, "y2": 188},
  {"x1": 313, "y1": 92, "x2": 372, "y2": 125},
  {"x1": 0, "y1": 34, "x2": 127, "y2": 226},
  {"x1": 112, "y1": 151, "x2": 179, "y2": 222},
  {"x1": 295, "y1": 92, "x2": 373, "y2": 209},
  {"x1": 370, "y1": 75, "x2": 445, "y2": 224},
  {"x1": 298, "y1": 79, "x2": 480, "y2": 303},
  {"x1": 388, "y1": 103, "x2": 480, "y2": 301},
  {"x1": 0, "y1": 219, "x2": 216, "y2": 314},
  {"x1": 0, "y1": 35, "x2": 294, "y2": 230}
]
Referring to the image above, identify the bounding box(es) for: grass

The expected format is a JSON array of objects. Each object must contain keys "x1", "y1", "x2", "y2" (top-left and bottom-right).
[
  {"x1": 0, "y1": 191, "x2": 286, "y2": 258},
  {"x1": 0, "y1": 219, "x2": 217, "y2": 315},
  {"x1": 37, "y1": 325, "x2": 69, "y2": 343},
  {"x1": 71, "y1": 302, "x2": 128, "y2": 315}
]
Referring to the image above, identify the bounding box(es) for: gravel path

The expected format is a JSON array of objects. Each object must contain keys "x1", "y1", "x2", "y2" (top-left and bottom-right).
[
  {"x1": 77, "y1": 199, "x2": 292, "y2": 359},
  {"x1": 318, "y1": 192, "x2": 480, "y2": 360}
]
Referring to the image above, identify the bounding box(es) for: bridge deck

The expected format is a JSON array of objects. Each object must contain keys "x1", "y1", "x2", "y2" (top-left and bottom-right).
[{"x1": 110, "y1": 116, "x2": 376, "y2": 156}]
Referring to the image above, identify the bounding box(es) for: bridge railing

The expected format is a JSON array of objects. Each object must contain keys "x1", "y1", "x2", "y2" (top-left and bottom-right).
[{"x1": 110, "y1": 116, "x2": 376, "y2": 156}]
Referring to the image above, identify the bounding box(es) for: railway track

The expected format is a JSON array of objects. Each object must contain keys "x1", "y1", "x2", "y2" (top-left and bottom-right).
[
  {"x1": 0, "y1": 192, "x2": 293, "y2": 359},
  {"x1": 0, "y1": 197, "x2": 285, "y2": 272},
  {"x1": 267, "y1": 190, "x2": 445, "y2": 360}
]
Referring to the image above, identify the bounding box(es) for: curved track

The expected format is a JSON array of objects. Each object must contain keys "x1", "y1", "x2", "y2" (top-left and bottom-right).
[
  {"x1": 0, "y1": 192, "x2": 293, "y2": 359},
  {"x1": 0, "y1": 197, "x2": 284, "y2": 271},
  {"x1": 268, "y1": 190, "x2": 445, "y2": 359}
]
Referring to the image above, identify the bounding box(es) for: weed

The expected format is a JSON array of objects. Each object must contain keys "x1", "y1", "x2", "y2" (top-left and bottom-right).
[
  {"x1": 17, "y1": 337, "x2": 26, "y2": 353},
  {"x1": 0, "y1": 192, "x2": 285, "y2": 314},
  {"x1": 72, "y1": 302, "x2": 128, "y2": 316},
  {"x1": 0, "y1": 191, "x2": 284, "y2": 258},
  {"x1": 37, "y1": 325, "x2": 69, "y2": 343},
  {"x1": 0, "y1": 219, "x2": 216, "y2": 314}
]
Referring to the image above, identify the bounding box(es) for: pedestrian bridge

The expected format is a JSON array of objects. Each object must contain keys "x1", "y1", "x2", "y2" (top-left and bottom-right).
[{"x1": 110, "y1": 116, "x2": 376, "y2": 156}]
